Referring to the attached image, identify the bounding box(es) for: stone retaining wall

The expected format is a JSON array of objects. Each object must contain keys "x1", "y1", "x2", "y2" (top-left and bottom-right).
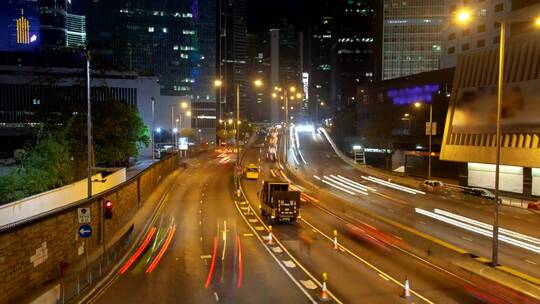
[{"x1": 0, "y1": 155, "x2": 180, "y2": 303}]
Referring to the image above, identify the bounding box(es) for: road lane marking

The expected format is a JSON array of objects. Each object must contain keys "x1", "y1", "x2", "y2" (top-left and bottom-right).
[
  {"x1": 283, "y1": 260, "x2": 296, "y2": 268},
  {"x1": 461, "y1": 236, "x2": 473, "y2": 242},
  {"x1": 243, "y1": 233, "x2": 254, "y2": 237},
  {"x1": 300, "y1": 280, "x2": 318, "y2": 290},
  {"x1": 200, "y1": 255, "x2": 212, "y2": 259},
  {"x1": 271, "y1": 246, "x2": 283, "y2": 253},
  {"x1": 214, "y1": 292, "x2": 219, "y2": 302},
  {"x1": 232, "y1": 190, "x2": 318, "y2": 303},
  {"x1": 254, "y1": 226, "x2": 265, "y2": 231},
  {"x1": 525, "y1": 260, "x2": 538, "y2": 265},
  {"x1": 248, "y1": 219, "x2": 258, "y2": 223},
  {"x1": 378, "y1": 274, "x2": 390, "y2": 281},
  {"x1": 301, "y1": 218, "x2": 434, "y2": 304}
]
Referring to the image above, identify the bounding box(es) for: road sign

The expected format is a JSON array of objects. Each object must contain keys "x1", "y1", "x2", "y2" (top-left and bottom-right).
[
  {"x1": 77, "y1": 207, "x2": 91, "y2": 224},
  {"x1": 78, "y1": 224, "x2": 92, "y2": 238},
  {"x1": 425, "y1": 122, "x2": 437, "y2": 135},
  {"x1": 179, "y1": 137, "x2": 188, "y2": 150}
]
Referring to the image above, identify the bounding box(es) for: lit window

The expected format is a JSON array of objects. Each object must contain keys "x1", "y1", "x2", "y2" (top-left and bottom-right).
[
  {"x1": 162, "y1": 28, "x2": 167, "y2": 33},
  {"x1": 182, "y1": 30, "x2": 195, "y2": 35},
  {"x1": 148, "y1": 27, "x2": 154, "y2": 32},
  {"x1": 173, "y1": 45, "x2": 179, "y2": 50},
  {"x1": 180, "y1": 53, "x2": 189, "y2": 59}
]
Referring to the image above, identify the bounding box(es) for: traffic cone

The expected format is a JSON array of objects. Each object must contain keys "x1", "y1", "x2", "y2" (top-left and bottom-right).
[
  {"x1": 267, "y1": 226, "x2": 273, "y2": 245},
  {"x1": 401, "y1": 276, "x2": 411, "y2": 298},
  {"x1": 319, "y1": 272, "x2": 331, "y2": 302}
]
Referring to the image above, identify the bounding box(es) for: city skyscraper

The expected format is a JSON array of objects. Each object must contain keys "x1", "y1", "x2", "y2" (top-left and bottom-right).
[
  {"x1": 441, "y1": 0, "x2": 511, "y2": 68},
  {"x1": 380, "y1": 0, "x2": 445, "y2": 80},
  {"x1": 218, "y1": 0, "x2": 247, "y2": 122},
  {"x1": 87, "y1": 0, "x2": 217, "y2": 142}
]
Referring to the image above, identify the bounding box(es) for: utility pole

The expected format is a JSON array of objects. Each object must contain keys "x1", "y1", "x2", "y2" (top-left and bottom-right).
[
  {"x1": 236, "y1": 84, "x2": 240, "y2": 164},
  {"x1": 492, "y1": 21, "x2": 506, "y2": 267},
  {"x1": 151, "y1": 97, "x2": 155, "y2": 160},
  {"x1": 86, "y1": 50, "x2": 92, "y2": 199},
  {"x1": 428, "y1": 103, "x2": 433, "y2": 180}
]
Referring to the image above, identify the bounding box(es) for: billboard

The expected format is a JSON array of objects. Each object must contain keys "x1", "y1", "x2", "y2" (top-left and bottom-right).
[
  {"x1": 450, "y1": 80, "x2": 540, "y2": 134},
  {"x1": 388, "y1": 84, "x2": 439, "y2": 105},
  {"x1": 0, "y1": 0, "x2": 40, "y2": 51}
]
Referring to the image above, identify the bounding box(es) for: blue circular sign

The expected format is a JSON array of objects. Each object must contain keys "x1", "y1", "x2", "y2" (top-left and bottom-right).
[{"x1": 78, "y1": 224, "x2": 92, "y2": 238}]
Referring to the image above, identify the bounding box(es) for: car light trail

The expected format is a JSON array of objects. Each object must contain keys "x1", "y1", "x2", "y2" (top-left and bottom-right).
[
  {"x1": 335, "y1": 175, "x2": 377, "y2": 192},
  {"x1": 324, "y1": 175, "x2": 368, "y2": 196},
  {"x1": 119, "y1": 227, "x2": 156, "y2": 274},
  {"x1": 329, "y1": 175, "x2": 375, "y2": 193},
  {"x1": 291, "y1": 152, "x2": 300, "y2": 165},
  {"x1": 237, "y1": 235, "x2": 243, "y2": 288},
  {"x1": 205, "y1": 236, "x2": 218, "y2": 288},
  {"x1": 145, "y1": 224, "x2": 176, "y2": 273},
  {"x1": 321, "y1": 178, "x2": 356, "y2": 195},
  {"x1": 434, "y1": 209, "x2": 540, "y2": 246},
  {"x1": 219, "y1": 156, "x2": 231, "y2": 164},
  {"x1": 416, "y1": 208, "x2": 540, "y2": 254},
  {"x1": 362, "y1": 176, "x2": 425, "y2": 195}
]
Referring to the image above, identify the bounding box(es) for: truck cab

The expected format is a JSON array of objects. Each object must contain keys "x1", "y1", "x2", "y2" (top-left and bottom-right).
[{"x1": 259, "y1": 181, "x2": 300, "y2": 224}]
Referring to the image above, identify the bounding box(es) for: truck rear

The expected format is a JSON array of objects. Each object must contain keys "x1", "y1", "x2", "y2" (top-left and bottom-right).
[{"x1": 260, "y1": 181, "x2": 300, "y2": 223}]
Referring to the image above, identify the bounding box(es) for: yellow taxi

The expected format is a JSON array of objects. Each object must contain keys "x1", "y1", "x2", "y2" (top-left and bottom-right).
[{"x1": 245, "y1": 164, "x2": 259, "y2": 180}]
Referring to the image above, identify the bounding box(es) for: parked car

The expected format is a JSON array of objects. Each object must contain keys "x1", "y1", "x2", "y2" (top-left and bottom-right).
[
  {"x1": 462, "y1": 187, "x2": 495, "y2": 200},
  {"x1": 419, "y1": 180, "x2": 449, "y2": 194}
]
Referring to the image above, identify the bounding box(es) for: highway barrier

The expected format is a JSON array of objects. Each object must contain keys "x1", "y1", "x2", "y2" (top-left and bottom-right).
[{"x1": 0, "y1": 154, "x2": 182, "y2": 304}]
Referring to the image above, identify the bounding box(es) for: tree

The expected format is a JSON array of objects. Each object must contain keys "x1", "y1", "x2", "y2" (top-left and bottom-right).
[
  {"x1": 0, "y1": 128, "x2": 75, "y2": 204},
  {"x1": 68, "y1": 99, "x2": 150, "y2": 169}
]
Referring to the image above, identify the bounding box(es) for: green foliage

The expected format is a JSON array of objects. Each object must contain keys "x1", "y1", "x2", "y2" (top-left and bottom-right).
[
  {"x1": 69, "y1": 100, "x2": 150, "y2": 168},
  {"x1": 0, "y1": 128, "x2": 75, "y2": 204}
]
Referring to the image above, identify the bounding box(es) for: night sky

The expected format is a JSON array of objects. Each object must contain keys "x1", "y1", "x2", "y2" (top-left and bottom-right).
[{"x1": 246, "y1": 0, "x2": 325, "y2": 33}]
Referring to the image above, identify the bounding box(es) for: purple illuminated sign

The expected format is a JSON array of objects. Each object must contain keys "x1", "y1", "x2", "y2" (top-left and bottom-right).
[{"x1": 388, "y1": 84, "x2": 440, "y2": 105}]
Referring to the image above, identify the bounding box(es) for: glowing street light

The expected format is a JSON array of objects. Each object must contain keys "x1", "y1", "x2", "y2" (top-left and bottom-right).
[
  {"x1": 295, "y1": 92, "x2": 302, "y2": 99},
  {"x1": 181, "y1": 101, "x2": 188, "y2": 109},
  {"x1": 455, "y1": 8, "x2": 472, "y2": 24},
  {"x1": 272, "y1": 92, "x2": 277, "y2": 98},
  {"x1": 186, "y1": 110, "x2": 192, "y2": 117},
  {"x1": 173, "y1": 128, "x2": 178, "y2": 133},
  {"x1": 156, "y1": 127, "x2": 162, "y2": 133},
  {"x1": 535, "y1": 16, "x2": 540, "y2": 27},
  {"x1": 289, "y1": 86, "x2": 296, "y2": 93},
  {"x1": 253, "y1": 79, "x2": 263, "y2": 87},
  {"x1": 214, "y1": 79, "x2": 223, "y2": 87},
  {"x1": 228, "y1": 118, "x2": 233, "y2": 125}
]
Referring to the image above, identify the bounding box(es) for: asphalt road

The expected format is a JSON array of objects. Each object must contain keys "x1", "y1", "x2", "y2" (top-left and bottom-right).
[
  {"x1": 290, "y1": 129, "x2": 540, "y2": 278},
  {"x1": 241, "y1": 133, "x2": 485, "y2": 303},
  {"x1": 91, "y1": 153, "x2": 309, "y2": 304}
]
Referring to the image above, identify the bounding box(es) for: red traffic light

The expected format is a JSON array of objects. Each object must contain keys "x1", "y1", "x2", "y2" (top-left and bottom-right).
[{"x1": 104, "y1": 200, "x2": 113, "y2": 219}]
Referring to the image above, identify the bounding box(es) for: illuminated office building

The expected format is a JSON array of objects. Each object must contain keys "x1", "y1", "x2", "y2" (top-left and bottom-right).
[{"x1": 380, "y1": 0, "x2": 445, "y2": 80}]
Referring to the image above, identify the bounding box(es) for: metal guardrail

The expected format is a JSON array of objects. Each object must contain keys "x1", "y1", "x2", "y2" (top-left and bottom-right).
[{"x1": 60, "y1": 225, "x2": 133, "y2": 303}]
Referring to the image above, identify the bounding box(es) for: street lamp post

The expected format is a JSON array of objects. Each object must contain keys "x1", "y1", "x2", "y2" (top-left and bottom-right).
[
  {"x1": 151, "y1": 97, "x2": 156, "y2": 160},
  {"x1": 86, "y1": 51, "x2": 92, "y2": 199},
  {"x1": 414, "y1": 102, "x2": 433, "y2": 180},
  {"x1": 492, "y1": 20, "x2": 506, "y2": 268},
  {"x1": 454, "y1": 9, "x2": 540, "y2": 266}
]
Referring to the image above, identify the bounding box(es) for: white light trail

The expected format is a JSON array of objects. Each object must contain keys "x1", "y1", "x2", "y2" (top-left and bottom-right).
[
  {"x1": 434, "y1": 209, "x2": 540, "y2": 246},
  {"x1": 324, "y1": 175, "x2": 368, "y2": 196},
  {"x1": 321, "y1": 179, "x2": 356, "y2": 195},
  {"x1": 335, "y1": 175, "x2": 377, "y2": 192},
  {"x1": 362, "y1": 176, "x2": 425, "y2": 195},
  {"x1": 415, "y1": 208, "x2": 540, "y2": 254}
]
